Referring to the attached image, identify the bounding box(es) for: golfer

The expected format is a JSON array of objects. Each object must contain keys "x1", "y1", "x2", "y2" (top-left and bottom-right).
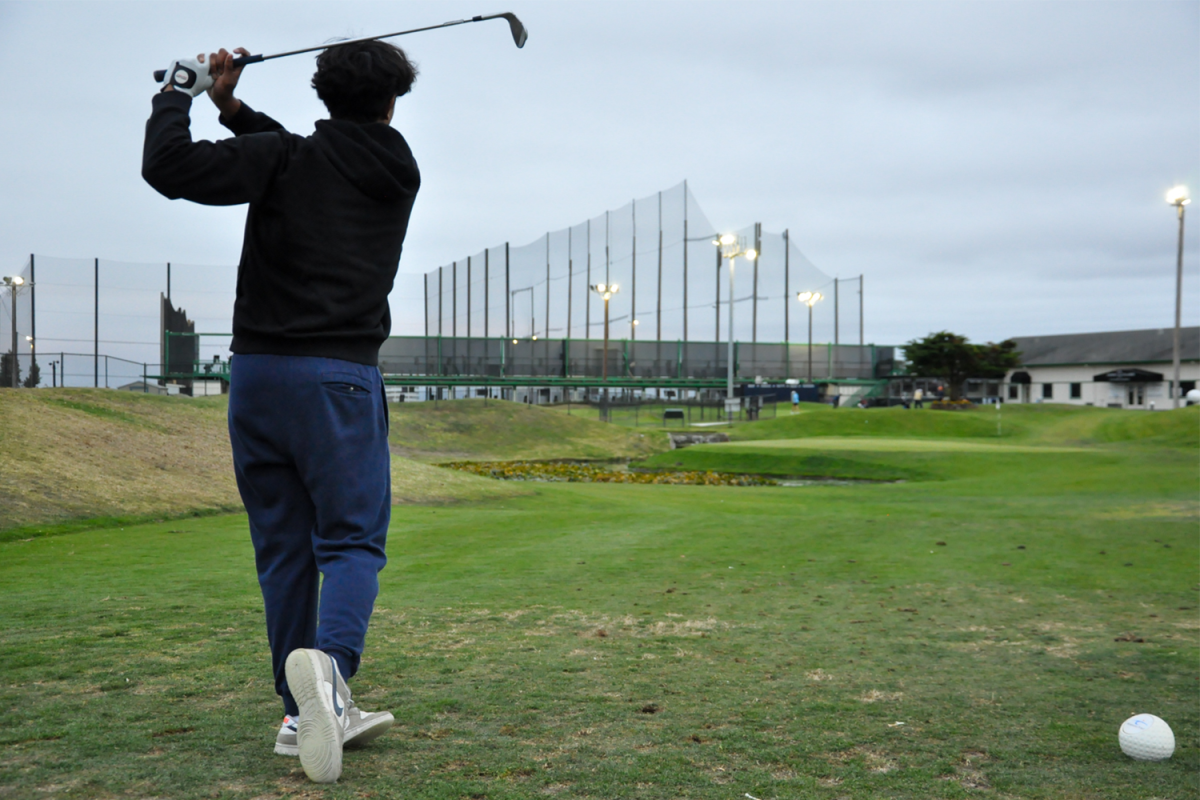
[{"x1": 143, "y1": 42, "x2": 420, "y2": 784}]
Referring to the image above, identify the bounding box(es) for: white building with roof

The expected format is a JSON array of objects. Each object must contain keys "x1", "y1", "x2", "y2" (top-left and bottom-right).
[{"x1": 1003, "y1": 327, "x2": 1198, "y2": 408}]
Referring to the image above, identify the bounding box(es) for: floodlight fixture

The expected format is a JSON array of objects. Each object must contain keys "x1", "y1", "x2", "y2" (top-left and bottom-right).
[
  {"x1": 797, "y1": 290, "x2": 823, "y2": 307},
  {"x1": 719, "y1": 233, "x2": 737, "y2": 246},
  {"x1": 745, "y1": 249, "x2": 757, "y2": 260},
  {"x1": 1166, "y1": 185, "x2": 1191, "y2": 206}
]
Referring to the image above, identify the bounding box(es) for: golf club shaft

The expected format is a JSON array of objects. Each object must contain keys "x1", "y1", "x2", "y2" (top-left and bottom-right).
[{"x1": 153, "y1": 13, "x2": 526, "y2": 82}]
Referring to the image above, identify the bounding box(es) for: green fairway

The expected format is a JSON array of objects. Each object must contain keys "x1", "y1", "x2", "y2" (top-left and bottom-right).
[{"x1": 0, "y1": 404, "x2": 1196, "y2": 798}]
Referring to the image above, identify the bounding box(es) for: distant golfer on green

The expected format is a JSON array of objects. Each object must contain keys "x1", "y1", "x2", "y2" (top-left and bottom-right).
[{"x1": 143, "y1": 43, "x2": 420, "y2": 783}]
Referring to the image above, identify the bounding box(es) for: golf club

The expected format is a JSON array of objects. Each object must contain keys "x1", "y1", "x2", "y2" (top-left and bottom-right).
[{"x1": 152, "y1": 12, "x2": 527, "y2": 82}]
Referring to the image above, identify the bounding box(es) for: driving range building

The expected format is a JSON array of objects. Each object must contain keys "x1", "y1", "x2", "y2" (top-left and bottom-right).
[{"x1": 1002, "y1": 327, "x2": 1199, "y2": 408}]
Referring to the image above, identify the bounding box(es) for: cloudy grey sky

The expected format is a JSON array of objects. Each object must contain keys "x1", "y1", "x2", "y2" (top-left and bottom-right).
[{"x1": 1, "y1": 0, "x2": 1196, "y2": 350}]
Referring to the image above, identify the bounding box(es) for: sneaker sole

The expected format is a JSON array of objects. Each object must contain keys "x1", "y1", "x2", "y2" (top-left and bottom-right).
[
  {"x1": 346, "y1": 712, "x2": 394, "y2": 749},
  {"x1": 274, "y1": 741, "x2": 299, "y2": 756},
  {"x1": 285, "y1": 650, "x2": 343, "y2": 783}
]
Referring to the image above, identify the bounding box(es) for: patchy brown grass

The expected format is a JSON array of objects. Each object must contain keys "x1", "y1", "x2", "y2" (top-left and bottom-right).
[{"x1": 0, "y1": 389, "x2": 526, "y2": 533}]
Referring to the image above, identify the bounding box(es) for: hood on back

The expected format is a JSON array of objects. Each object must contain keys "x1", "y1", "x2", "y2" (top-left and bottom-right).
[{"x1": 313, "y1": 119, "x2": 420, "y2": 204}]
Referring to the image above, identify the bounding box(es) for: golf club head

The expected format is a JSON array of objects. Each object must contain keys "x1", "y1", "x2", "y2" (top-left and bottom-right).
[{"x1": 496, "y1": 12, "x2": 528, "y2": 48}]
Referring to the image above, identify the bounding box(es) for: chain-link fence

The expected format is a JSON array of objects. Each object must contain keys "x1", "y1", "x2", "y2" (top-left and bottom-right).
[{"x1": 1, "y1": 255, "x2": 236, "y2": 387}]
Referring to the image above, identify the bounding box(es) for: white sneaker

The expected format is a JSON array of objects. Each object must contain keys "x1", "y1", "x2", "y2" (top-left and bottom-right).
[
  {"x1": 344, "y1": 699, "x2": 394, "y2": 749},
  {"x1": 274, "y1": 714, "x2": 299, "y2": 756},
  {"x1": 284, "y1": 649, "x2": 347, "y2": 783},
  {"x1": 275, "y1": 703, "x2": 394, "y2": 757}
]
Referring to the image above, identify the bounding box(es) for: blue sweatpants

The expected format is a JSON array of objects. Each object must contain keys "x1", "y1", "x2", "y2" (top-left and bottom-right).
[{"x1": 227, "y1": 354, "x2": 390, "y2": 717}]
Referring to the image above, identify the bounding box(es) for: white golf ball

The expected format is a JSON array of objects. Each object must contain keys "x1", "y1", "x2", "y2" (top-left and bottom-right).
[{"x1": 1118, "y1": 714, "x2": 1175, "y2": 761}]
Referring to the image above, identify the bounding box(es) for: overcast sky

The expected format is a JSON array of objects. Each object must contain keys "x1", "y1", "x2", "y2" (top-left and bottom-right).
[{"x1": 1, "y1": 0, "x2": 1197, "y2": 349}]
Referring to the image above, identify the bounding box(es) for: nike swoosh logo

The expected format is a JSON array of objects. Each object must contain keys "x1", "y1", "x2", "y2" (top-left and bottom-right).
[{"x1": 329, "y1": 655, "x2": 343, "y2": 717}]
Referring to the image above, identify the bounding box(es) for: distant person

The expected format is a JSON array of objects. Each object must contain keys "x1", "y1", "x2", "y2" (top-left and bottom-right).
[
  {"x1": 913, "y1": 387, "x2": 924, "y2": 408},
  {"x1": 143, "y1": 42, "x2": 419, "y2": 783},
  {"x1": 791, "y1": 389, "x2": 800, "y2": 411}
]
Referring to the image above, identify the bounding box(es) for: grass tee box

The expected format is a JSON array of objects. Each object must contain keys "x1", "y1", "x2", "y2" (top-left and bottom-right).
[{"x1": 0, "y1": 402, "x2": 1196, "y2": 798}]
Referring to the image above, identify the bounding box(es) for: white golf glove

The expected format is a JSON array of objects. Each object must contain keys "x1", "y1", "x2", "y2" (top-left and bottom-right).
[{"x1": 159, "y1": 57, "x2": 213, "y2": 97}]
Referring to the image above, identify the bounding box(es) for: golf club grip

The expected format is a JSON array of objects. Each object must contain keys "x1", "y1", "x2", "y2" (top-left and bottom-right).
[{"x1": 152, "y1": 53, "x2": 264, "y2": 83}]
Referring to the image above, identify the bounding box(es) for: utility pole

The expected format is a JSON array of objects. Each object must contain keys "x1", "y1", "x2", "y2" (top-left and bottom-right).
[{"x1": 1167, "y1": 186, "x2": 1190, "y2": 408}]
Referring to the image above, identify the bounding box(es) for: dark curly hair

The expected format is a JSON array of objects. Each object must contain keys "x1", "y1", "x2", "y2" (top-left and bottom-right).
[{"x1": 312, "y1": 40, "x2": 418, "y2": 123}]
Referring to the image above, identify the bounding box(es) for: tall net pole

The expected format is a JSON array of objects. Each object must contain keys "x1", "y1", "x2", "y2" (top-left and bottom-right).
[
  {"x1": 467, "y1": 256, "x2": 472, "y2": 338},
  {"x1": 438, "y1": 266, "x2": 443, "y2": 336},
  {"x1": 656, "y1": 192, "x2": 663, "y2": 342},
  {"x1": 631, "y1": 199, "x2": 637, "y2": 341},
  {"x1": 484, "y1": 249, "x2": 489, "y2": 337},
  {"x1": 585, "y1": 221, "x2": 591, "y2": 339},
  {"x1": 29, "y1": 254, "x2": 35, "y2": 372},
  {"x1": 93, "y1": 257, "x2": 98, "y2": 388},
  {"x1": 682, "y1": 180, "x2": 688, "y2": 343},
  {"x1": 834, "y1": 278, "x2": 839, "y2": 346},
  {"x1": 752, "y1": 222, "x2": 760, "y2": 343},
  {"x1": 605, "y1": 211, "x2": 610, "y2": 285},
  {"x1": 505, "y1": 243, "x2": 510, "y2": 339},
  {"x1": 452, "y1": 261, "x2": 458, "y2": 337},
  {"x1": 544, "y1": 233, "x2": 550, "y2": 339},
  {"x1": 566, "y1": 228, "x2": 572, "y2": 339},
  {"x1": 859, "y1": 275, "x2": 864, "y2": 347},
  {"x1": 714, "y1": 243, "x2": 721, "y2": 344},
  {"x1": 783, "y1": 230, "x2": 789, "y2": 342}
]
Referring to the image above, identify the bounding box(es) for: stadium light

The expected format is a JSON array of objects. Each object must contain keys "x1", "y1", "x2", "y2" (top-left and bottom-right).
[
  {"x1": 797, "y1": 291, "x2": 825, "y2": 381},
  {"x1": 713, "y1": 234, "x2": 757, "y2": 421},
  {"x1": 590, "y1": 282, "x2": 620, "y2": 419},
  {"x1": 1167, "y1": 185, "x2": 1190, "y2": 408},
  {"x1": 3, "y1": 276, "x2": 22, "y2": 388}
]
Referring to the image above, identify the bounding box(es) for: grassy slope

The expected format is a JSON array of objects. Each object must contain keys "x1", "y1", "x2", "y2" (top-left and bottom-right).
[
  {"x1": 640, "y1": 404, "x2": 1199, "y2": 480},
  {"x1": 0, "y1": 431, "x2": 1195, "y2": 798},
  {"x1": 389, "y1": 398, "x2": 669, "y2": 462},
  {"x1": 0, "y1": 390, "x2": 527, "y2": 536}
]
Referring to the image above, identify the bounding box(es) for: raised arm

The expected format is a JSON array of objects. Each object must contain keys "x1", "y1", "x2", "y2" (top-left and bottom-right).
[
  {"x1": 143, "y1": 47, "x2": 293, "y2": 205},
  {"x1": 206, "y1": 47, "x2": 286, "y2": 135}
]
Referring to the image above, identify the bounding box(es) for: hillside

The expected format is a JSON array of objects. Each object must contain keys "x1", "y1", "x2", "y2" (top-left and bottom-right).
[
  {"x1": 0, "y1": 390, "x2": 529, "y2": 537},
  {"x1": 731, "y1": 401, "x2": 1199, "y2": 447},
  {"x1": 388, "y1": 398, "x2": 669, "y2": 461}
]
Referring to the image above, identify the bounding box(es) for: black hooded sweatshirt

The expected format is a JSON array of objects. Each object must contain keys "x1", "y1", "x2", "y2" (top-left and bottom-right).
[{"x1": 142, "y1": 91, "x2": 420, "y2": 366}]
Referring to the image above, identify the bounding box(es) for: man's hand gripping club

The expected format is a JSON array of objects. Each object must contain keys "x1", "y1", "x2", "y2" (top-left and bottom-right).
[{"x1": 158, "y1": 47, "x2": 249, "y2": 121}]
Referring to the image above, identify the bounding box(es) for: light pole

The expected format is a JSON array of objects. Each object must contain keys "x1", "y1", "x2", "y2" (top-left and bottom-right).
[
  {"x1": 2, "y1": 276, "x2": 25, "y2": 388},
  {"x1": 713, "y1": 234, "x2": 757, "y2": 422},
  {"x1": 591, "y1": 282, "x2": 618, "y2": 420},
  {"x1": 1167, "y1": 186, "x2": 1190, "y2": 408},
  {"x1": 796, "y1": 291, "x2": 824, "y2": 381}
]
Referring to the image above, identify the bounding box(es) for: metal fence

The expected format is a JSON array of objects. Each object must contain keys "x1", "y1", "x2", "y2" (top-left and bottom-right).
[{"x1": 379, "y1": 336, "x2": 892, "y2": 382}]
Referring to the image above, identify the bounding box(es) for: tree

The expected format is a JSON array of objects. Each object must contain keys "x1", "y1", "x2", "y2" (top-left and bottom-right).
[
  {"x1": 976, "y1": 339, "x2": 1021, "y2": 379},
  {"x1": 904, "y1": 331, "x2": 1022, "y2": 400},
  {"x1": 22, "y1": 359, "x2": 40, "y2": 388},
  {"x1": 0, "y1": 352, "x2": 19, "y2": 388}
]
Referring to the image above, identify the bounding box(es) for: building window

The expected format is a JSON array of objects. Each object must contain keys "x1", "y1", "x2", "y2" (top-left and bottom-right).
[
  {"x1": 1008, "y1": 385, "x2": 1019, "y2": 400},
  {"x1": 1070, "y1": 383, "x2": 1081, "y2": 399},
  {"x1": 1042, "y1": 383, "x2": 1053, "y2": 400}
]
